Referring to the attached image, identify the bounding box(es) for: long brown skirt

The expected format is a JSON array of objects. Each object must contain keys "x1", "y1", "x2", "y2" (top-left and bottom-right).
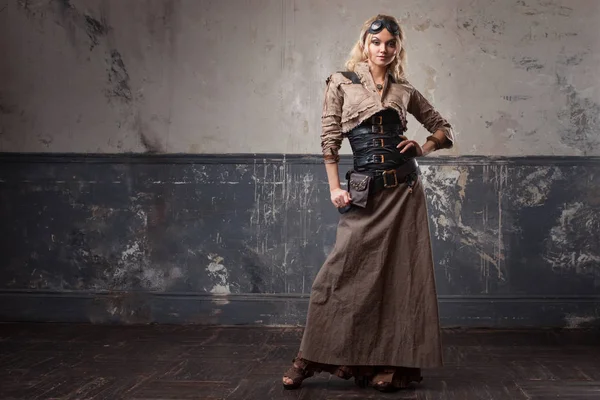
[{"x1": 298, "y1": 175, "x2": 443, "y2": 381}]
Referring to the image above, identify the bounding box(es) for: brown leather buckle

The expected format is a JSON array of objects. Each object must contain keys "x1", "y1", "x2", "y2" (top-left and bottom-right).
[
  {"x1": 372, "y1": 115, "x2": 383, "y2": 124},
  {"x1": 373, "y1": 138, "x2": 385, "y2": 147},
  {"x1": 373, "y1": 154, "x2": 385, "y2": 163},
  {"x1": 382, "y1": 169, "x2": 398, "y2": 188},
  {"x1": 371, "y1": 125, "x2": 384, "y2": 134}
]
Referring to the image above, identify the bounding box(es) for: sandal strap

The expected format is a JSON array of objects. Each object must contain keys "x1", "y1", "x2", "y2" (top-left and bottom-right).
[
  {"x1": 284, "y1": 363, "x2": 313, "y2": 382},
  {"x1": 292, "y1": 357, "x2": 309, "y2": 369},
  {"x1": 335, "y1": 365, "x2": 353, "y2": 380}
]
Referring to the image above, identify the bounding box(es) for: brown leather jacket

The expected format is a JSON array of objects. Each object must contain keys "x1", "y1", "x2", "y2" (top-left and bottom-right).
[{"x1": 321, "y1": 61, "x2": 455, "y2": 163}]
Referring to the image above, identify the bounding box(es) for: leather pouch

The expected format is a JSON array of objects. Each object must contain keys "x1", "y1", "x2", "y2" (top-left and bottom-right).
[{"x1": 348, "y1": 171, "x2": 371, "y2": 208}]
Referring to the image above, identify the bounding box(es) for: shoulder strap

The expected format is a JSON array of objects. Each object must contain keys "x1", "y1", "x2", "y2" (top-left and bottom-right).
[
  {"x1": 341, "y1": 71, "x2": 398, "y2": 85},
  {"x1": 340, "y1": 71, "x2": 361, "y2": 84}
]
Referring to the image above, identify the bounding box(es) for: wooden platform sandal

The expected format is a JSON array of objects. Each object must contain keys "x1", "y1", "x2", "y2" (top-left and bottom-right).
[
  {"x1": 371, "y1": 379, "x2": 398, "y2": 392},
  {"x1": 282, "y1": 358, "x2": 314, "y2": 390},
  {"x1": 355, "y1": 375, "x2": 404, "y2": 392},
  {"x1": 370, "y1": 370, "x2": 423, "y2": 392}
]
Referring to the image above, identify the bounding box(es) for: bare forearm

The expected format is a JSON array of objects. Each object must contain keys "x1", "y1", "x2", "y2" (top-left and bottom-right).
[
  {"x1": 422, "y1": 141, "x2": 436, "y2": 156},
  {"x1": 325, "y1": 162, "x2": 342, "y2": 191}
]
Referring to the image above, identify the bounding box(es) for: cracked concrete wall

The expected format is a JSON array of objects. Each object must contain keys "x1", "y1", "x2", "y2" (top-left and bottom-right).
[{"x1": 1, "y1": 0, "x2": 600, "y2": 155}]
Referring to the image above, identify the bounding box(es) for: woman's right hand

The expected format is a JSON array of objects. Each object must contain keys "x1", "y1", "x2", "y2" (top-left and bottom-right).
[{"x1": 330, "y1": 188, "x2": 352, "y2": 208}]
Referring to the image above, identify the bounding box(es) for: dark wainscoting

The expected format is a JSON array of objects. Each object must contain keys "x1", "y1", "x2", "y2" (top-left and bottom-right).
[{"x1": 0, "y1": 153, "x2": 599, "y2": 328}]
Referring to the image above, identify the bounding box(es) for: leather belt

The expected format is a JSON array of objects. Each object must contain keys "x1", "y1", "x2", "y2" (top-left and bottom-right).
[
  {"x1": 370, "y1": 158, "x2": 420, "y2": 194},
  {"x1": 351, "y1": 124, "x2": 403, "y2": 135},
  {"x1": 354, "y1": 152, "x2": 408, "y2": 167},
  {"x1": 338, "y1": 158, "x2": 420, "y2": 214},
  {"x1": 350, "y1": 136, "x2": 404, "y2": 153}
]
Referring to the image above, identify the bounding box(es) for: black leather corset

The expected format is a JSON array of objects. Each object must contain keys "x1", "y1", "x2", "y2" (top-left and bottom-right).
[{"x1": 346, "y1": 108, "x2": 411, "y2": 172}]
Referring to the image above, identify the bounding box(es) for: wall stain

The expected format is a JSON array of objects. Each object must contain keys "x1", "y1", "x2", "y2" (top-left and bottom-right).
[
  {"x1": 206, "y1": 254, "x2": 231, "y2": 294},
  {"x1": 105, "y1": 50, "x2": 133, "y2": 103},
  {"x1": 544, "y1": 201, "x2": 600, "y2": 275},
  {"x1": 514, "y1": 56, "x2": 544, "y2": 71},
  {"x1": 89, "y1": 293, "x2": 153, "y2": 324},
  {"x1": 84, "y1": 15, "x2": 109, "y2": 51},
  {"x1": 502, "y1": 95, "x2": 531, "y2": 102},
  {"x1": 38, "y1": 136, "x2": 53, "y2": 147},
  {"x1": 558, "y1": 52, "x2": 587, "y2": 67},
  {"x1": 139, "y1": 133, "x2": 162, "y2": 154},
  {"x1": 458, "y1": 14, "x2": 505, "y2": 36},
  {"x1": 522, "y1": 31, "x2": 578, "y2": 42},
  {"x1": 479, "y1": 45, "x2": 498, "y2": 57},
  {"x1": 564, "y1": 314, "x2": 600, "y2": 329},
  {"x1": 134, "y1": 113, "x2": 164, "y2": 153},
  {"x1": 18, "y1": 0, "x2": 108, "y2": 51},
  {"x1": 56, "y1": 0, "x2": 73, "y2": 14},
  {"x1": 512, "y1": 167, "x2": 563, "y2": 207},
  {"x1": 414, "y1": 19, "x2": 431, "y2": 32},
  {"x1": 16, "y1": 0, "x2": 38, "y2": 17},
  {"x1": 516, "y1": 0, "x2": 573, "y2": 17},
  {"x1": 423, "y1": 65, "x2": 437, "y2": 99},
  {"x1": 422, "y1": 164, "x2": 510, "y2": 291},
  {"x1": 485, "y1": 112, "x2": 520, "y2": 135},
  {"x1": 556, "y1": 74, "x2": 600, "y2": 153}
]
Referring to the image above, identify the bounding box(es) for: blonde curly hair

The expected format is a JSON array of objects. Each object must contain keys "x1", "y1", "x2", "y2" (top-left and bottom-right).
[{"x1": 345, "y1": 14, "x2": 407, "y2": 82}]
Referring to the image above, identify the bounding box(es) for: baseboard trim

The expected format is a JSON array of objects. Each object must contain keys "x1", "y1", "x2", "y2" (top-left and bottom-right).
[{"x1": 1, "y1": 291, "x2": 598, "y2": 328}]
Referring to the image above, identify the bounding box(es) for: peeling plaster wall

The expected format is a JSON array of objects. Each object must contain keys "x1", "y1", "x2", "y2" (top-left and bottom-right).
[{"x1": 1, "y1": 0, "x2": 600, "y2": 155}]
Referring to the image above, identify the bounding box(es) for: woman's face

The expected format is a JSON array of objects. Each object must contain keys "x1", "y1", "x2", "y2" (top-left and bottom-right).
[{"x1": 367, "y1": 28, "x2": 399, "y2": 68}]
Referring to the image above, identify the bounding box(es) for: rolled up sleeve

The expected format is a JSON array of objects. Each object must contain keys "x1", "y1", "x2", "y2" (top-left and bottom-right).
[{"x1": 407, "y1": 88, "x2": 454, "y2": 149}]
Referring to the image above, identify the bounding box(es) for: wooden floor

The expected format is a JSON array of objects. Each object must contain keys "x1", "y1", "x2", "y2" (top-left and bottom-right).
[{"x1": 0, "y1": 323, "x2": 599, "y2": 399}]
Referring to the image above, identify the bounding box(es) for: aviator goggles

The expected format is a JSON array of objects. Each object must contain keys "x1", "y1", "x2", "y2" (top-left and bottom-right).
[{"x1": 367, "y1": 18, "x2": 400, "y2": 36}]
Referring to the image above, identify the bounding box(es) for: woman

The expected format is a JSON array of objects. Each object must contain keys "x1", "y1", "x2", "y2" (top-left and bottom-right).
[{"x1": 282, "y1": 14, "x2": 454, "y2": 392}]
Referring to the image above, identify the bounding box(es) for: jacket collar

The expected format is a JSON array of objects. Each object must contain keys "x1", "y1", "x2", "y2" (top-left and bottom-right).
[{"x1": 354, "y1": 61, "x2": 396, "y2": 88}]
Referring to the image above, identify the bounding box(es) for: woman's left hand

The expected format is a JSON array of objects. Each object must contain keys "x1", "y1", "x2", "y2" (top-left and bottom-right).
[{"x1": 397, "y1": 140, "x2": 423, "y2": 157}]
